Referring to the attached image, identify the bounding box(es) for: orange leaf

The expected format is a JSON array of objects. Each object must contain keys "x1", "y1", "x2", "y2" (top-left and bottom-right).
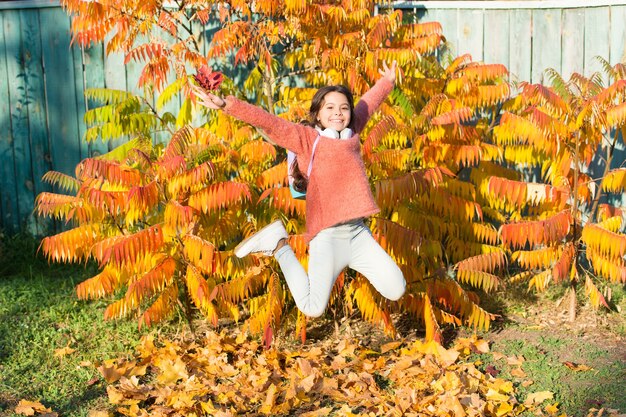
[{"x1": 563, "y1": 361, "x2": 593, "y2": 371}]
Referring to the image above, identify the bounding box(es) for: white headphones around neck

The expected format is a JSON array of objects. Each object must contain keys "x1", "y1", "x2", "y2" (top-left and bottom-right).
[{"x1": 316, "y1": 127, "x2": 353, "y2": 139}]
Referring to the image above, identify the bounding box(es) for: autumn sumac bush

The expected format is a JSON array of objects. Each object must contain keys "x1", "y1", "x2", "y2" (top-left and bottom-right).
[
  {"x1": 42, "y1": 0, "x2": 623, "y2": 344},
  {"x1": 483, "y1": 62, "x2": 626, "y2": 312}
]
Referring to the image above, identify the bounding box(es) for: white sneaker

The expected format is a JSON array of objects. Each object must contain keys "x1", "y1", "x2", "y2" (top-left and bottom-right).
[{"x1": 234, "y1": 220, "x2": 288, "y2": 258}]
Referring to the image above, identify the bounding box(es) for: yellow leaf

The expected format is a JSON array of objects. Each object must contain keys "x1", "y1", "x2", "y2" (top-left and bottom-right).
[
  {"x1": 299, "y1": 373, "x2": 317, "y2": 392},
  {"x1": 88, "y1": 411, "x2": 112, "y2": 417},
  {"x1": 97, "y1": 360, "x2": 135, "y2": 383},
  {"x1": 510, "y1": 367, "x2": 527, "y2": 378},
  {"x1": 506, "y1": 355, "x2": 524, "y2": 366},
  {"x1": 54, "y1": 346, "x2": 76, "y2": 358},
  {"x1": 259, "y1": 383, "x2": 278, "y2": 414},
  {"x1": 299, "y1": 408, "x2": 334, "y2": 417},
  {"x1": 496, "y1": 401, "x2": 514, "y2": 416},
  {"x1": 473, "y1": 339, "x2": 490, "y2": 353},
  {"x1": 545, "y1": 402, "x2": 561, "y2": 415},
  {"x1": 155, "y1": 357, "x2": 189, "y2": 385},
  {"x1": 15, "y1": 400, "x2": 52, "y2": 416},
  {"x1": 336, "y1": 339, "x2": 358, "y2": 357},
  {"x1": 525, "y1": 391, "x2": 554, "y2": 405},
  {"x1": 485, "y1": 388, "x2": 510, "y2": 402},
  {"x1": 380, "y1": 340, "x2": 403, "y2": 353},
  {"x1": 105, "y1": 387, "x2": 126, "y2": 406},
  {"x1": 441, "y1": 394, "x2": 467, "y2": 417}
]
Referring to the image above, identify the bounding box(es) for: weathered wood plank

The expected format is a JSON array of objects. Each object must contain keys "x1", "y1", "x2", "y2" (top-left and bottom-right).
[
  {"x1": 561, "y1": 8, "x2": 585, "y2": 81},
  {"x1": 103, "y1": 39, "x2": 127, "y2": 151},
  {"x1": 125, "y1": 42, "x2": 145, "y2": 98},
  {"x1": 531, "y1": 8, "x2": 562, "y2": 84},
  {"x1": 5, "y1": 10, "x2": 37, "y2": 232},
  {"x1": 104, "y1": 42, "x2": 126, "y2": 91},
  {"x1": 154, "y1": 25, "x2": 181, "y2": 146},
  {"x1": 484, "y1": 9, "x2": 510, "y2": 67},
  {"x1": 0, "y1": 11, "x2": 19, "y2": 232},
  {"x1": 39, "y1": 8, "x2": 81, "y2": 177},
  {"x1": 82, "y1": 43, "x2": 109, "y2": 157},
  {"x1": 422, "y1": 7, "x2": 459, "y2": 58},
  {"x1": 21, "y1": 9, "x2": 53, "y2": 233},
  {"x1": 608, "y1": 5, "x2": 626, "y2": 205},
  {"x1": 72, "y1": 42, "x2": 89, "y2": 161},
  {"x1": 584, "y1": 7, "x2": 610, "y2": 84},
  {"x1": 457, "y1": 9, "x2": 484, "y2": 62},
  {"x1": 609, "y1": 5, "x2": 626, "y2": 67},
  {"x1": 508, "y1": 9, "x2": 532, "y2": 84}
]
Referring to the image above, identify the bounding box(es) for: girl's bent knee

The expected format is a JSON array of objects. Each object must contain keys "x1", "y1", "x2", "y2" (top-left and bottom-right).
[
  {"x1": 303, "y1": 307, "x2": 326, "y2": 318},
  {"x1": 386, "y1": 273, "x2": 406, "y2": 301}
]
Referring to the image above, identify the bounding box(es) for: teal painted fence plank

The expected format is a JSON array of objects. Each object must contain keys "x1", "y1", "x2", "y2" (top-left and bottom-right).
[
  {"x1": 124, "y1": 37, "x2": 147, "y2": 150},
  {"x1": 72, "y1": 43, "x2": 89, "y2": 161},
  {"x1": 103, "y1": 39, "x2": 126, "y2": 90},
  {"x1": 561, "y1": 8, "x2": 585, "y2": 81},
  {"x1": 5, "y1": 10, "x2": 36, "y2": 232},
  {"x1": 508, "y1": 9, "x2": 532, "y2": 84},
  {"x1": 125, "y1": 42, "x2": 145, "y2": 97},
  {"x1": 609, "y1": 5, "x2": 626, "y2": 65},
  {"x1": 21, "y1": 9, "x2": 53, "y2": 233},
  {"x1": 39, "y1": 8, "x2": 81, "y2": 177},
  {"x1": 151, "y1": 27, "x2": 179, "y2": 146},
  {"x1": 0, "y1": 11, "x2": 19, "y2": 232},
  {"x1": 103, "y1": 47, "x2": 126, "y2": 151},
  {"x1": 584, "y1": 7, "x2": 610, "y2": 84},
  {"x1": 457, "y1": 9, "x2": 484, "y2": 62},
  {"x1": 483, "y1": 9, "x2": 510, "y2": 67},
  {"x1": 82, "y1": 43, "x2": 109, "y2": 157},
  {"x1": 531, "y1": 9, "x2": 562, "y2": 84},
  {"x1": 154, "y1": 83, "x2": 179, "y2": 147}
]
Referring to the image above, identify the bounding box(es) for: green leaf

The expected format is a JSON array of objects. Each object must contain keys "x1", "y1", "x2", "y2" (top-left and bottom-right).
[
  {"x1": 177, "y1": 97, "x2": 192, "y2": 128},
  {"x1": 157, "y1": 77, "x2": 186, "y2": 110}
]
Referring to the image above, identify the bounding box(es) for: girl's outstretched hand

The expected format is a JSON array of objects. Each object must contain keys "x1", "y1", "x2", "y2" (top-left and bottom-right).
[
  {"x1": 191, "y1": 84, "x2": 226, "y2": 110},
  {"x1": 379, "y1": 60, "x2": 398, "y2": 85}
]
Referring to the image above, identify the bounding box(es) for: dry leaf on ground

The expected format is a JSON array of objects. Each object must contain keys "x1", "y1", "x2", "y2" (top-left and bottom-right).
[{"x1": 94, "y1": 331, "x2": 560, "y2": 416}]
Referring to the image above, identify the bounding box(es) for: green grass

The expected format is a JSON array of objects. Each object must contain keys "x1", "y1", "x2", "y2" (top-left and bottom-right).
[
  {"x1": 0, "y1": 234, "x2": 184, "y2": 416},
  {"x1": 465, "y1": 316, "x2": 626, "y2": 417}
]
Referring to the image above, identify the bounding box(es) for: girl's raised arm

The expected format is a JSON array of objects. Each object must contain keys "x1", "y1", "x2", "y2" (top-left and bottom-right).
[
  {"x1": 352, "y1": 61, "x2": 397, "y2": 133},
  {"x1": 192, "y1": 85, "x2": 313, "y2": 155}
]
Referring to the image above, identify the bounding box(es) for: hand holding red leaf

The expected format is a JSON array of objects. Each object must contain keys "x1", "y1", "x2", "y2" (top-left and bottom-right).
[{"x1": 194, "y1": 65, "x2": 223, "y2": 91}]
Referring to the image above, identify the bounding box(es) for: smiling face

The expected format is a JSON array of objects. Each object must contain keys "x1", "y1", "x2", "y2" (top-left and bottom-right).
[{"x1": 316, "y1": 91, "x2": 352, "y2": 132}]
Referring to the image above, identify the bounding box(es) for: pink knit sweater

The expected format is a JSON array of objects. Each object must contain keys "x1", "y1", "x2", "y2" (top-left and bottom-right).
[{"x1": 223, "y1": 78, "x2": 394, "y2": 242}]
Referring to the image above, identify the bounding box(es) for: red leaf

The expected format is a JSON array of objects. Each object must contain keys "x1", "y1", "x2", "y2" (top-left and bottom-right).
[
  {"x1": 263, "y1": 325, "x2": 273, "y2": 350},
  {"x1": 194, "y1": 65, "x2": 224, "y2": 91}
]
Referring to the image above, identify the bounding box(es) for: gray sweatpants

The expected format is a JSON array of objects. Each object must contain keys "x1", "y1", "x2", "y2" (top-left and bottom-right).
[{"x1": 274, "y1": 220, "x2": 406, "y2": 317}]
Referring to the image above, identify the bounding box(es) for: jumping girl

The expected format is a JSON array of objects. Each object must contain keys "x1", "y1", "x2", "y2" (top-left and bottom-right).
[{"x1": 193, "y1": 61, "x2": 405, "y2": 317}]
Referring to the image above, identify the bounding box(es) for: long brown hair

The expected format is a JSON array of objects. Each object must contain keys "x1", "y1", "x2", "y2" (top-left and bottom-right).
[{"x1": 291, "y1": 85, "x2": 355, "y2": 193}]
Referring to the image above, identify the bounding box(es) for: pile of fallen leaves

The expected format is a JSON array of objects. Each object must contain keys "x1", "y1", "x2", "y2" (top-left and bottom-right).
[{"x1": 86, "y1": 331, "x2": 562, "y2": 417}]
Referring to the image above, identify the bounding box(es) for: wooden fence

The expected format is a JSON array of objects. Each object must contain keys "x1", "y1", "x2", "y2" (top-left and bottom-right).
[
  {"x1": 392, "y1": 1, "x2": 626, "y2": 84},
  {"x1": 0, "y1": 0, "x2": 625, "y2": 234}
]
